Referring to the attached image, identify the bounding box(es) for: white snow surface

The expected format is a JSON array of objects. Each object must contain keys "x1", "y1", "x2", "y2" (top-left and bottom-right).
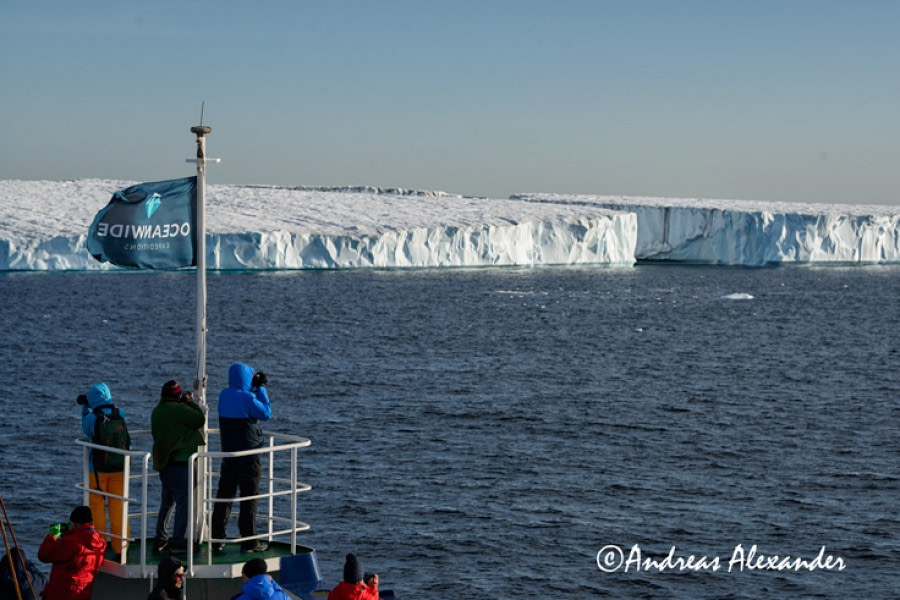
[
  {"x1": 513, "y1": 194, "x2": 900, "y2": 266},
  {"x1": 0, "y1": 179, "x2": 635, "y2": 271}
]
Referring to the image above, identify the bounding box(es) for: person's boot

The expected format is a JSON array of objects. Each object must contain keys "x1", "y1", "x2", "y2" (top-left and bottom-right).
[{"x1": 240, "y1": 540, "x2": 268, "y2": 553}]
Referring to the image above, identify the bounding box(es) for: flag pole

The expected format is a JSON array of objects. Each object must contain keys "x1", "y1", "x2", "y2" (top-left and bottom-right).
[
  {"x1": 190, "y1": 124, "x2": 211, "y2": 410},
  {"x1": 188, "y1": 122, "x2": 219, "y2": 544}
]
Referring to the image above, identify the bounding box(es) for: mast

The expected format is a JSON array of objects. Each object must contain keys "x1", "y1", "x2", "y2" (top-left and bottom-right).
[
  {"x1": 187, "y1": 120, "x2": 219, "y2": 543},
  {"x1": 190, "y1": 124, "x2": 211, "y2": 409}
]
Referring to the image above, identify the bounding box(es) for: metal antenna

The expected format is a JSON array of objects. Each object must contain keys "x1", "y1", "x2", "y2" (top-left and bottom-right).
[{"x1": 191, "y1": 102, "x2": 212, "y2": 151}]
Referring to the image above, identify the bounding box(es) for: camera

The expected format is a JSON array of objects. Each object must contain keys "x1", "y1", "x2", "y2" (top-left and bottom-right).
[
  {"x1": 252, "y1": 371, "x2": 268, "y2": 388},
  {"x1": 76, "y1": 394, "x2": 88, "y2": 406},
  {"x1": 52, "y1": 522, "x2": 71, "y2": 534}
]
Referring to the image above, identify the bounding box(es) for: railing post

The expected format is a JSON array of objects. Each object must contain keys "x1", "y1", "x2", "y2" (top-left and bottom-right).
[
  {"x1": 205, "y1": 450, "x2": 213, "y2": 565},
  {"x1": 120, "y1": 454, "x2": 131, "y2": 564},
  {"x1": 82, "y1": 445, "x2": 90, "y2": 506},
  {"x1": 268, "y1": 437, "x2": 275, "y2": 542},
  {"x1": 291, "y1": 446, "x2": 297, "y2": 554},
  {"x1": 187, "y1": 455, "x2": 195, "y2": 575},
  {"x1": 140, "y1": 453, "x2": 150, "y2": 576}
]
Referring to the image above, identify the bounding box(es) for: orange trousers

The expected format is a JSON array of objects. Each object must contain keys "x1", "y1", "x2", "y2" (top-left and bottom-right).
[{"x1": 89, "y1": 471, "x2": 128, "y2": 554}]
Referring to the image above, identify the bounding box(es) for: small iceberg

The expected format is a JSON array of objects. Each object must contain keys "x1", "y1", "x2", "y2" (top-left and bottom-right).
[{"x1": 720, "y1": 292, "x2": 754, "y2": 300}]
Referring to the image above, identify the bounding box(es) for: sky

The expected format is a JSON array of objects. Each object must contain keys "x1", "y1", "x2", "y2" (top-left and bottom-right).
[{"x1": 2, "y1": 0, "x2": 899, "y2": 205}]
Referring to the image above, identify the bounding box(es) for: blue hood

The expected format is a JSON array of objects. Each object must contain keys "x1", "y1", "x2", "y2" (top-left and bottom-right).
[
  {"x1": 229, "y1": 363, "x2": 254, "y2": 391},
  {"x1": 87, "y1": 383, "x2": 113, "y2": 409},
  {"x1": 240, "y1": 574, "x2": 284, "y2": 599}
]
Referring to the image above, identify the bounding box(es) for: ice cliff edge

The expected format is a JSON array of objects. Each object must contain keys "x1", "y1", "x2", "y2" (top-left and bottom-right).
[
  {"x1": 4, "y1": 180, "x2": 898, "y2": 270},
  {"x1": 512, "y1": 194, "x2": 900, "y2": 266},
  {"x1": 0, "y1": 180, "x2": 635, "y2": 271}
]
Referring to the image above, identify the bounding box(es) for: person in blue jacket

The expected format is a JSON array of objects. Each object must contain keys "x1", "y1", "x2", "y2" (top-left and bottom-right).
[
  {"x1": 211, "y1": 363, "x2": 272, "y2": 553},
  {"x1": 230, "y1": 558, "x2": 290, "y2": 600},
  {"x1": 78, "y1": 382, "x2": 129, "y2": 558}
]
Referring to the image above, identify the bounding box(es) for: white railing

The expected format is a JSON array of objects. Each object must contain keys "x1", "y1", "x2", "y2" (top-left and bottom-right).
[
  {"x1": 77, "y1": 430, "x2": 311, "y2": 577},
  {"x1": 190, "y1": 430, "x2": 312, "y2": 571},
  {"x1": 76, "y1": 439, "x2": 154, "y2": 575}
]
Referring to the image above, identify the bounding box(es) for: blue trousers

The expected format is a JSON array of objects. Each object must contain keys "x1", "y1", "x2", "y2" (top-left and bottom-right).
[{"x1": 155, "y1": 463, "x2": 191, "y2": 544}]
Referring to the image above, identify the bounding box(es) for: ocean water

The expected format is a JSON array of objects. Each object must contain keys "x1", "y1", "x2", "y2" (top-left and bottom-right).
[{"x1": 1, "y1": 265, "x2": 898, "y2": 599}]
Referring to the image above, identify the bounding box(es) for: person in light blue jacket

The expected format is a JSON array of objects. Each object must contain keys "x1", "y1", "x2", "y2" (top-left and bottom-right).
[
  {"x1": 211, "y1": 363, "x2": 272, "y2": 553},
  {"x1": 77, "y1": 382, "x2": 129, "y2": 557}
]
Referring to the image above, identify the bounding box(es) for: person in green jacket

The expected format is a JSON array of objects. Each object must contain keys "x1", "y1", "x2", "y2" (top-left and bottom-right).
[{"x1": 151, "y1": 380, "x2": 206, "y2": 554}]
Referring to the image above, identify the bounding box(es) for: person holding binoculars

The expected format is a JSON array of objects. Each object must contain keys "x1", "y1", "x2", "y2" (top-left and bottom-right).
[
  {"x1": 76, "y1": 383, "x2": 130, "y2": 559},
  {"x1": 151, "y1": 380, "x2": 206, "y2": 555},
  {"x1": 38, "y1": 506, "x2": 106, "y2": 600},
  {"x1": 211, "y1": 363, "x2": 273, "y2": 554}
]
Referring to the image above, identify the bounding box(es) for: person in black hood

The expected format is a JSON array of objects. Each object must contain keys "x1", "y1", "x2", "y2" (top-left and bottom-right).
[
  {"x1": 0, "y1": 547, "x2": 47, "y2": 600},
  {"x1": 146, "y1": 556, "x2": 185, "y2": 600}
]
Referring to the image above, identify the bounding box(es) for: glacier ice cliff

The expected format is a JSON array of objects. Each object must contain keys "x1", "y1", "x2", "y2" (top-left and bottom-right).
[
  {"x1": 0, "y1": 180, "x2": 635, "y2": 271},
  {"x1": 4, "y1": 180, "x2": 898, "y2": 271},
  {"x1": 204, "y1": 218, "x2": 636, "y2": 270},
  {"x1": 512, "y1": 194, "x2": 900, "y2": 266}
]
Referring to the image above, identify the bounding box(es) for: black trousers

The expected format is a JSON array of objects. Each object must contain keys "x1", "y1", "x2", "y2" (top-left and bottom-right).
[{"x1": 211, "y1": 458, "x2": 261, "y2": 548}]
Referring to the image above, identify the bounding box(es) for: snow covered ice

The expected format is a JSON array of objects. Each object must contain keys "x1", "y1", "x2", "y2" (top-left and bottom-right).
[
  {"x1": 513, "y1": 194, "x2": 900, "y2": 266},
  {"x1": 2, "y1": 179, "x2": 898, "y2": 271},
  {"x1": 0, "y1": 180, "x2": 635, "y2": 271}
]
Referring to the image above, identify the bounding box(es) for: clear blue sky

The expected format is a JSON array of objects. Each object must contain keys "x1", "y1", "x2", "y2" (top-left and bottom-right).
[{"x1": 2, "y1": 1, "x2": 899, "y2": 204}]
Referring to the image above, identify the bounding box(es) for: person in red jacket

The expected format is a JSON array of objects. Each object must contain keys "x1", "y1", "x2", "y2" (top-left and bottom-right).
[
  {"x1": 37, "y1": 506, "x2": 107, "y2": 600},
  {"x1": 328, "y1": 554, "x2": 379, "y2": 600}
]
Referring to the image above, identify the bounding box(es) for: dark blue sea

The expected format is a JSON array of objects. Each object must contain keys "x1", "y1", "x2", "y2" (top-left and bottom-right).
[{"x1": 1, "y1": 265, "x2": 898, "y2": 599}]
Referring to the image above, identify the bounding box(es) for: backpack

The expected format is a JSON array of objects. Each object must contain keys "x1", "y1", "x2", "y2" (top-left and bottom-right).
[{"x1": 92, "y1": 404, "x2": 131, "y2": 472}]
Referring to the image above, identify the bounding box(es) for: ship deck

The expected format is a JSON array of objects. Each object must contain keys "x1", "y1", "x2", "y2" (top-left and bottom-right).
[{"x1": 92, "y1": 540, "x2": 324, "y2": 599}]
